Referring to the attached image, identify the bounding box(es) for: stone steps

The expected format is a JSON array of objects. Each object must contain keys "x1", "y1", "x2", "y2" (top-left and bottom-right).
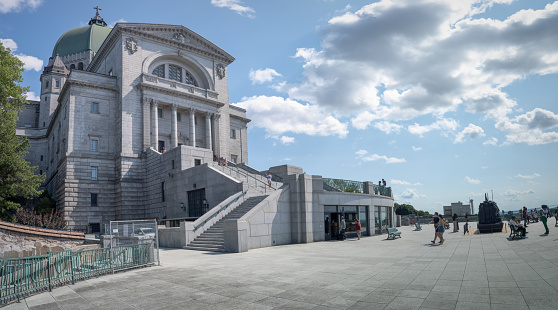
[{"x1": 184, "y1": 195, "x2": 267, "y2": 252}]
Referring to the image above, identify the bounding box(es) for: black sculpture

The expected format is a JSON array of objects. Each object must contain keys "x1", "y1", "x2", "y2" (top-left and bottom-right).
[{"x1": 477, "y1": 193, "x2": 504, "y2": 233}]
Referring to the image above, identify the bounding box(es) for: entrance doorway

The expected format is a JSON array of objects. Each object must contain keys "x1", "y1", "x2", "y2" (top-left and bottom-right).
[
  {"x1": 324, "y1": 205, "x2": 368, "y2": 240},
  {"x1": 187, "y1": 188, "x2": 206, "y2": 217}
]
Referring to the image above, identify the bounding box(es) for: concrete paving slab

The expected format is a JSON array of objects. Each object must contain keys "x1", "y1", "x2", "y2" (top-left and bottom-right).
[{"x1": 3, "y1": 221, "x2": 558, "y2": 309}]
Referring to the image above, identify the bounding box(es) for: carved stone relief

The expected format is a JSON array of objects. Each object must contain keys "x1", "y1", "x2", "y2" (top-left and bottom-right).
[
  {"x1": 125, "y1": 38, "x2": 138, "y2": 54},
  {"x1": 216, "y1": 64, "x2": 226, "y2": 80}
]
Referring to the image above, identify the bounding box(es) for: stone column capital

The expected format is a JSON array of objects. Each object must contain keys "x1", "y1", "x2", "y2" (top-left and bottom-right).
[{"x1": 171, "y1": 104, "x2": 178, "y2": 111}]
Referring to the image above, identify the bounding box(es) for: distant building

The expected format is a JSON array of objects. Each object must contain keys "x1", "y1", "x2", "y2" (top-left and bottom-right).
[{"x1": 443, "y1": 199, "x2": 473, "y2": 216}]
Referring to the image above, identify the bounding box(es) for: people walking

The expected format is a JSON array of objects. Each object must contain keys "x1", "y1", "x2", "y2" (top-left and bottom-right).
[
  {"x1": 541, "y1": 205, "x2": 550, "y2": 234},
  {"x1": 429, "y1": 212, "x2": 440, "y2": 244},
  {"x1": 436, "y1": 214, "x2": 445, "y2": 244},
  {"x1": 339, "y1": 216, "x2": 346, "y2": 240},
  {"x1": 266, "y1": 172, "x2": 272, "y2": 187},
  {"x1": 452, "y1": 213, "x2": 459, "y2": 232}
]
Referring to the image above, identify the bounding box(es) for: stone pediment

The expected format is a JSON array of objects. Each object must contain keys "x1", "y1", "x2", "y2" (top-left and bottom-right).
[{"x1": 119, "y1": 23, "x2": 235, "y2": 63}]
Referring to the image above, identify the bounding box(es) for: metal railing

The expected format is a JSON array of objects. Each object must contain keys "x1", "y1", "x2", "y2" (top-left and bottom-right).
[
  {"x1": 373, "y1": 184, "x2": 392, "y2": 197},
  {"x1": 323, "y1": 178, "x2": 365, "y2": 193},
  {"x1": 0, "y1": 244, "x2": 153, "y2": 303},
  {"x1": 213, "y1": 163, "x2": 280, "y2": 193},
  {"x1": 193, "y1": 191, "x2": 247, "y2": 231}
]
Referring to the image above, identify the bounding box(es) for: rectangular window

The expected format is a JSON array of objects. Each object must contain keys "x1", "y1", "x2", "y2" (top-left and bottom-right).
[
  {"x1": 55, "y1": 80, "x2": 60, "y2": 88},
  {"x1": 172, "y1": 160, "x2": 175, "y2": 169},
  {"x1": 177, "y1": 112, "x2": 181, "y2": 122},
  {"x1": 45, "y1": 81, "x2": 49, "y2": 88},
  {"x1": 161, "y1": 182, "x2": 165, "y2": 202},
  {"x1": 231, "y1": 155, "x2": 238, "y2": 164},
  {"x1": 194, "y1": 159, "x2": 201, "y2": 166},
  {"x1": 158, "y1": 108, "x2": 163, "y2": 118},
  {"x1": 91, "y1": 102, "x2": 99, "y2": 113},
  {"x1": 91, "y1": 167, "x2": 98, "y2": 180},
  {"x1": 91, "y1": 193, "x2": 98, "y2": 207},
  {"x1": 230, "y1": 129, "x2": 236, "y2": 139},
  {"x1": 194, "y1": 116, "x2": 198, "y2": 125},
  {"x1": 91, "y1": 140, "x2": 98, "y2": 152},
  {"x1": 40, "y1": 155, "x2": 43, "y2": 161}
]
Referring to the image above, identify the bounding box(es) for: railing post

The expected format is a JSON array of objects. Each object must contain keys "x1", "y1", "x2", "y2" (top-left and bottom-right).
[
  {"x1": 69, "y1": 252, "x2": 75, "y2": 285},
  {"x1": 47, "y1": 255, "x2": 52, "y2": 292}
]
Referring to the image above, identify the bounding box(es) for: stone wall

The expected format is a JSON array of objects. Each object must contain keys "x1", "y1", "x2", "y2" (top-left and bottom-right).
[{"x1": 0, "y1": 222, "x2": 85, "y2": 259}]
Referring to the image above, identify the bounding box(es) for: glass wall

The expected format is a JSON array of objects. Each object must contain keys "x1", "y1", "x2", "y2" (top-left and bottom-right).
[
  {"x1": 324, "y1": 205, "x2": 369, "y2": 240},
  {"x1": 375, "y1": 206, "x2": 393, "y2": 235}
]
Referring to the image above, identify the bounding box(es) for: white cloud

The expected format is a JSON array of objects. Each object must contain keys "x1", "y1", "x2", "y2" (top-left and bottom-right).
[
  {"x1": 408, "y1": 118, "x2": 459, "y2": 137},
  {"x1": 15, "y1": 54, "x2": 43, "y2": 71},
  {"x1": 279, "y1": 136, "x2": 294, "y2": 145},
  {"x1": 1, "y1": 38, "x2": 43, "y2": 71},
  {"x1": 454, "y1": 124, "x2": 485, "y2": 143},
  {"x1": 234, "y1": 96, "x2": 348, "y2": 138},
  {"x1": 496, "y1": 108, "x2": 558, "y2": 145},
  {"x1": 464, "y1": 176, "x2": 480, "y2": 184},
  {"x1": 211, "y1": 0, "x2": 255, "y2": 18},
  {"x1": 0, "y1": 38, "x2": 17, "y2": 51},
  {"x1": 25, "y1": 91, "x2": 39, "y2": 101},
  {"x1": 398, "y1": 188, "x2": 425, "y2": 200},
  {"x1": 108, "y1": 18, "x2": 127, "y2": 28},
  {"x1": 372, "y1": 121, "x2": 402, "y2": 134},
  {"x1": 355, "y1": 149, "x2": 368, "y2": 156},
  {"x1": 356, "y1": 151, "x2": 405, "y2": 164},
  {"x1": 483, "y1": 137, "x2": 498, "y2": 146},
  {"x1": 503, "y1": 188, "x2": 535, "y2": 201},
  {"x1": 274, "y1": 0, "x2": 558, "y2": 144},
  {"x1": 249, "y1": 68, "x2": 282, "y2": 84},
  {"x1": 0, "y1": 0, "x2": 42, "y2": 13},
  {"x1": 516, "y1": 173, "x2": 540, "y2": 179},
  {"x1": 391, "y1": 179, "x2": 422, "y2": 186},
  {"x1": 282, "y1": 157, "x2": 292, "y2": 161},
  {"x1": 411, "y1": 146, "x2": 422, "y2": 151}
]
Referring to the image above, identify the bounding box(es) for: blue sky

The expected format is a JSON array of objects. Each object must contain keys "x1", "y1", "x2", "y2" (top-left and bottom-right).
[{"x1": 1, "y1": 0, "x2": 557, "y2": 213}]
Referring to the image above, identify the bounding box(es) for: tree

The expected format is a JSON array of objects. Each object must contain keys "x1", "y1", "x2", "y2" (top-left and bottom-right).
[{"x1": 0, "y1": 42, "x2": 45, "y2": 221}]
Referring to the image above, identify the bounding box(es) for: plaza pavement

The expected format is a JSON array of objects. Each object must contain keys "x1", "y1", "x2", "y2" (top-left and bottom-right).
[{"x1": 4, "y1": 220, "x2": 558, "y2": 310}]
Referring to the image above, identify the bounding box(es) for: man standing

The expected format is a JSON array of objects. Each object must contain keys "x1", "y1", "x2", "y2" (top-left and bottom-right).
[
  {"x1": 340, "y1": 216, "x2": 346, "y2": 240},
  {"x1": 522, "y1": 207, "x2": 528, "y2": 227},
  {"x1": 430, "y1": 212, "x2": 440, "y2": 243},
  {"x1": 452, "y1": 213, "x2": 459, "y2": 232},
  {"x1": 541, "y1": 205, "x2": 550, "y2": 234}
]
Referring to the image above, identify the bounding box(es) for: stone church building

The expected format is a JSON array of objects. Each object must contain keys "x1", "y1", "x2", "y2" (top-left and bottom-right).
[{"x1": 17, "y1": 11, "x2": 394, "y2": 252}]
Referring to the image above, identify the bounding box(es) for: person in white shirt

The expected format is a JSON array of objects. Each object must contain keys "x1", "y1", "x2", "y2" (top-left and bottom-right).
[{"x1": 509, "y1": 216, "x2": 527, "y2": 236}]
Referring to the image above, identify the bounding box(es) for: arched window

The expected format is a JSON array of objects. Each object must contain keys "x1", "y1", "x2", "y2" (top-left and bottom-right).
[
  {"x1": 151, "y1": 63, "x2": 199, "y2": 87},
  {"x1": 78, "y1": 62, "x2": 84, "y2": 70},
  {"x1": 152, "y1": 65, "x2": 165, "y2": 78},
  {"x1": 70, "y1": 64, "x2": 75, "y2": 70},
  {"x1": 168, "y1": 65, "x2": 182, "y2": 82},
  {"x1": 185, "y1": 71, "x2": 198, "y2": 87}
]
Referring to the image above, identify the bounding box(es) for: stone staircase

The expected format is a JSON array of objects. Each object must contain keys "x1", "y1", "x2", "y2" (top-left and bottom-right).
[{"x1": 184, "y1": 195, "x2": 268, "y2": 252}]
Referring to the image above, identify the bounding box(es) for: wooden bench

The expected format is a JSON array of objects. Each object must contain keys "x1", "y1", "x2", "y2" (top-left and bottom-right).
[
  {"x1": 509, "y1": 224, "x2": 524, "y2": 240},
  {"x1": 387, "y1": 227, "x2": 402, "y2": 239},
  {"x1": 414, "y1": 222, "x2": 422, "y2": 231}
]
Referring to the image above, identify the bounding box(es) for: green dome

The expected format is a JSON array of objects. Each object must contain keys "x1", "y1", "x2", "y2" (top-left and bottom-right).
[{"x1": 52, "y1": 24, "x2": 112, "y2": 58}]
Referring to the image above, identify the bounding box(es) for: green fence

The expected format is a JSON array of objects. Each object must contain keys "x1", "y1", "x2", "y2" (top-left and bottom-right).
[{"x1": 0, "y1": 244, "x2": 153, "y2": 304}]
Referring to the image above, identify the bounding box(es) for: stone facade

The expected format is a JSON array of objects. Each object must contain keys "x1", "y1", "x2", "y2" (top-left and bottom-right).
[{"x1": 17, "y1": 21, "x2": 249, "y2": 232}]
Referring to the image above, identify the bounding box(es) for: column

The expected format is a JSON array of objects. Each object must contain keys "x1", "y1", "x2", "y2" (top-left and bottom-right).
[
  {"x1": 151, "y1": 100, "x2": 159, "y2": 150},
  {"x1": 171, "y1": 104, "x2": 178, "y2": 148},
  {"x1": 189, "y1": 109, "x2": 196, "y2": 147},
  {"x1": 142, "y1": 97, "x2": 151, "y2": 150},
  {"x1": 205, "y1": 113, "x2": 212, "y2": 151}
]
